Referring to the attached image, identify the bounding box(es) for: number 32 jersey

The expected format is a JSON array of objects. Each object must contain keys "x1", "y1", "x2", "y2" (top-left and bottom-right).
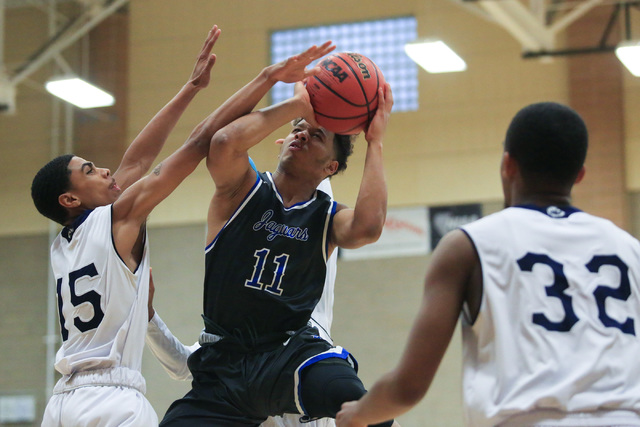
[
  {"x1": 50, "y1": 205, "x2": 150, "y2": 378},
  {"x1": 460, "y1": 205, "x2": 640, "y2": 427}
]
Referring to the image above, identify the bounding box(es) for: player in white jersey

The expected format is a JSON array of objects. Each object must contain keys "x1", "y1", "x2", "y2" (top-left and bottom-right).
[
  {"x1": 33, "y1": 26, "x2": 221, "y2": 426},
  {"x1": 460, "y1": 204, "x2": 640, "y2": 427},
  {"x1": 336, "y1": 102, "x2": 640, "y2": 427},
  {"x1": 146, "y1": 176, "x2": 338, "y2": 427},
  {"x1": 32, "y1": 26, "x2": 335, "y2": 425}
]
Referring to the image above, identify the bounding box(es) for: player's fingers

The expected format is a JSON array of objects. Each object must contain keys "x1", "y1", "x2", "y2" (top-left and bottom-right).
[
  {"x1": 210, "y1": 26, "x2": 221, "y2": 46},
  {"x1": 316, "y1": 41, "x2": 335, "y2": 57},
  {"x1": 298, "y1": 45, "x2": 318, "y2": 62},
  {"x1": 376, "y1": 87, "x2": 385, "y2": 112},
  {"x1": 384, "y1": 83, "x2": 394, "y2": 110},
  {"x1": 305, "y1": 66, "x2": 321, "y2": 77},
  {"x1": 206, "y1": 54, "x2": 217, "y2": 71},
  {"x1": 305, "y1": 41, "x2": 334, "y2": 62},
  {"x1": 201, "y1": 25, "x2": 218, "y2": 53}
]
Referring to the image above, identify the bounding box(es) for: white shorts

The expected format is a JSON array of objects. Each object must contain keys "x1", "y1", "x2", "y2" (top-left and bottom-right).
[
  {"x1": 261, "y1": 414, "x2": 335, "y2": 427},
  {"x1": 499, "y1": 409, "x2": 640, "y2": 427},
  {"x1": 41, "y1": 385, "x2": 157, "y2": 427}
]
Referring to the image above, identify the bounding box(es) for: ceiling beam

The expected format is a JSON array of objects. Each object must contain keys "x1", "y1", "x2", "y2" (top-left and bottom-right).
[
  {"x1": 476, "y1": 0, "x2": 555, "y2": 50},
  {"x1": 10, "y1": 0, "x2": 129, "y2": 86},
  {"x1": 549, "y1": 0, "x2": 604, "y2": 34}
]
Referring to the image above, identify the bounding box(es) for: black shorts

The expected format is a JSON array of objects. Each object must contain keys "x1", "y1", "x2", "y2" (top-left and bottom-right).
[{"x1": 159, "y1": 325, "x2": 356, "y2": 426}]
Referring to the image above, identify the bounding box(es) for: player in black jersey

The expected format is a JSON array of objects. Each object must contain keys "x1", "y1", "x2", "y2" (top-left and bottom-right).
[{"x1": 160, "y1": 47, "x2": 395, "y2": 426}]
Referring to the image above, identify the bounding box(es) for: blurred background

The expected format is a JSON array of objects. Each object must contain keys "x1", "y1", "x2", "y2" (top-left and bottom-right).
[{"x1": 1, "y1": 0, "x2": 639, "y2": 425}]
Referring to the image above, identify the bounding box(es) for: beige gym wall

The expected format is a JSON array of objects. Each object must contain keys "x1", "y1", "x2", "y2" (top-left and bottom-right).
[
  {"x1": 4, "y1": 1, "x2": 638, "y2": 234},
  {"x1": 127, "y1": 0, "x2": 571, "y2": 228}
]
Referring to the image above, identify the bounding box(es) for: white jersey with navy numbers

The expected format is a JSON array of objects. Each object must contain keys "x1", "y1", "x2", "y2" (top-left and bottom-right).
[
  {"x1": 50, "y1": 205, "x2": 150, "y2": 391},
  {"x1": 461, "y1": 205, "x2": 640, "y2": 427}
]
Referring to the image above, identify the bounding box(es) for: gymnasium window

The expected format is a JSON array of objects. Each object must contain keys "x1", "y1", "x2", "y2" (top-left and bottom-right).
[{"x1": 270, "y1": 16, "x2": 418, "y2": 112}]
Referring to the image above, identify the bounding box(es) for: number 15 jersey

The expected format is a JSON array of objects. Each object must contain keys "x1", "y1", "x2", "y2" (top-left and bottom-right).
[
  {"x1": 460, "y1": 205, "x2": 640, "y2": 427},
  {"x1": 50, "y1": 206, "x2": 150, "y2": 384}
]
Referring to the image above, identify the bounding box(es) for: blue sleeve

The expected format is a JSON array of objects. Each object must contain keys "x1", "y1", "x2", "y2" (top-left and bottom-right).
[{"x1": 248, "y1": 157, "x2": 258, "y2": 173}]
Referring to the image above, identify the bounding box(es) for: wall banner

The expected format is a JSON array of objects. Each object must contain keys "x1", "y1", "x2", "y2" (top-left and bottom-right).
[
  {"x1": 340, "y1": 206, "x2": 429, "y2": 261},
  {"x1": 429, "y1": 203, "x2": 482, "y2": 250}
]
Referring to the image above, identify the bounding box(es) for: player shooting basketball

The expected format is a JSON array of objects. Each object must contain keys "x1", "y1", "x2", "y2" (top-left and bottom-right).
[{"x1": 160, "y1": 49, "x2": 395, "y2": 426}]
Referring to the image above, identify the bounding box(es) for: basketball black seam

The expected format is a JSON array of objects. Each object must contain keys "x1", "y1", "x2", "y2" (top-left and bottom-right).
[
  {"x1": 314, "y1": 110, "x2": 370, "y2": 120},
  {"x1": 334, "y1": 54, "x2": 379, "y2": 119},
  {"x1": 310, "y1": 75, "x2": 370, "y2": 108}
]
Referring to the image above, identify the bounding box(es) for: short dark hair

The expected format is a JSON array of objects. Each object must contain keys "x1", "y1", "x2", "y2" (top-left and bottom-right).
[
  {"x1": 291, "y1": 118, "x2": 355, "y2": 176},
  {"x1": 31, "y1": 154, "x2": 74, "y2": 225},
  {"x1": 332, "y1": 132, "x2": 355, "y2": 175},
  {"x1": 504, "y1": 102, "x2": 588, "y2": 185}
]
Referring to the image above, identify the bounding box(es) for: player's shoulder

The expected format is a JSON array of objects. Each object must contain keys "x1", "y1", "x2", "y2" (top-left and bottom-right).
[
  {"x1": 58, "y1": 206, "x2": 112, "y2": 243},
  {"x1": 316, "y1": 178, "x2": 333, "y2": 198}
]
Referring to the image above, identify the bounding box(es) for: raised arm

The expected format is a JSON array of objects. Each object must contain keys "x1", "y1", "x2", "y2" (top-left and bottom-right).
[
  {"x1": 205, "y1": 43, "x2": 335, "y2": 195},
  {"x1": 336, "y1": 229, "x2": 476, "y2": 426},
  {"x1": 112, "y1": 43, "x2": 335, "y2": 268},
  {"x1": 112, "y1": 25, "x2": 220, "y2": 192},
  {"x1": 110, "y1": 27, "x2": 222, "y2": 269},
  {"x1": 330, "y1": 83, "x2": 393, "y2": 251},
  {"x1": 111, "y1": 121, "x2": 215, "y2": 269}
]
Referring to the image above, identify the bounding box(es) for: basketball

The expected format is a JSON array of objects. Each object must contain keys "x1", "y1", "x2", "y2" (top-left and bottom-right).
[{"x1": 306, "y1": 52, "x2": 385, "y2": 135}]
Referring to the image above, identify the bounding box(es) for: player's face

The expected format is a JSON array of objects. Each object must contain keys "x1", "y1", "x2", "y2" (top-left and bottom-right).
[
  {"x1": 280, "y1": 120, "x2": 337, "y2": 174},
  {"x1": 66, "y1": 156, "x2": 121, "y2": 209}
]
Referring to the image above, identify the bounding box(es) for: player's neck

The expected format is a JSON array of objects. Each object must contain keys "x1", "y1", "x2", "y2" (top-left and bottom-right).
[
  {"x1": 271, "y1": 170, "x2": 319, "y2": 208},
  {"x1": 512, "y1": 191, "x2": 573, "y2": 208}
]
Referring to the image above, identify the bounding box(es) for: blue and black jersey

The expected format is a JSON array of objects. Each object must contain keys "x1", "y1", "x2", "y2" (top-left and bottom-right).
[{"x1": 203, "y1": 172, "x2": 336, "y2": 345}]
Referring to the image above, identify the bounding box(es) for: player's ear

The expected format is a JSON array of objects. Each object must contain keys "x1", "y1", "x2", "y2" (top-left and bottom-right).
[
  {"x1": 325, "y1": 159, "x2": 339, "y2": 176},
  {"x1": 275, "y1": 138, "x2": 285, "y2": 145},
  {"x1": 574, "y1": 165, "x2": 586, "y2": 184},
  {"x1": 501, "y1": 152, "x2": 517, "y2": 179},
  {"x1": 59, "y1": 192, "x2": 80, "y2": 209}
]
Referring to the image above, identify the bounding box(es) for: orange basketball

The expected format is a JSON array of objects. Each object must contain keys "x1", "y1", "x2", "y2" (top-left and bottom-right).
[{"x1": 306, "y1": 52, "x2": 385, "y2": 135}]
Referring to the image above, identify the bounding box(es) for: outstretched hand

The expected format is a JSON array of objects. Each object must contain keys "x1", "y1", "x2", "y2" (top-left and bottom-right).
[
  {"x1": 336, "y1": 401, "x2": 402, "y2": 427},
  {"x1": 335, "y1": 401, "x2": 364, "y2": 427},
  {"x1": 293, "y1": 80, "x2": 319, "y2": 128},
  {"x1": 365, "y1": 83, "x2": 394, "y2": 144},
  {"x1": 268, "y1": 41, "x2": 336, "y2": 84},
  {"x1": 188, "y1": 24, "x2": 221, "y2": 89}
]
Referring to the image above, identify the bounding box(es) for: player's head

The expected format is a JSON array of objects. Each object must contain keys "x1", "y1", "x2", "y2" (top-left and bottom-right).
[
  {"x1": 32, "y1": 155, "x2": 120, "y2": 225},
  {"x1": 503, "y1": 102, "x2": 588, "y2": 189},
  {"x1": 31, "y1": 154, "x2": 74, "y2": 225},
  {"x1": 279, "y1": 118, "x2": 355, "y2": 179},
  {"x1": 290, "y1": 118, "x2": 355, "y2": 176}
]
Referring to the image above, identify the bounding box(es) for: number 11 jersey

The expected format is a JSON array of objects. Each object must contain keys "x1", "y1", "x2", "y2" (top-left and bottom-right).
[{"x1": 203, "y1": 172, "x2": 336, "y2": 344}]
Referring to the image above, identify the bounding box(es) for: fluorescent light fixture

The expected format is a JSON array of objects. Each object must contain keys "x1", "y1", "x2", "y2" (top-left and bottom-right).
[
  {"x1": 616, "y1": 40, "x2": 640, "y2": 77},
  {"x1": 45, "y1": 76, "x2": 115, "y2": 108},
  {"x1": 404, "y1": 39, "x2": 467, "y2": 73}
]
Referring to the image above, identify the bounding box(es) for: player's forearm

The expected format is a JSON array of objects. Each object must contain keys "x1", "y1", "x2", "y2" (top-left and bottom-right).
[
  {"x1": 210, "y1": 95, "x2": 305, "y2": 155},
  {"x1": 183, "y1": 66, "x2": 279, "y2": 155},
  {"x1": 339, "y1": 373, "x2": 415, "y2": 426},
  {"x1": 201, "y1": 65, "x2": 284, "y2": 134},
  {"x1": 351, "y1": 141, "x2": 387, "y2": 243},
  {"x1": 116, "y1": 142, "x2": 207, "y2": 224},
  {"x1": 146, "y1": 313, "x2": 194, "y2": 381},
  {"x1": 116, "y1": 83, "x2": 202, "y2": 184}
]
